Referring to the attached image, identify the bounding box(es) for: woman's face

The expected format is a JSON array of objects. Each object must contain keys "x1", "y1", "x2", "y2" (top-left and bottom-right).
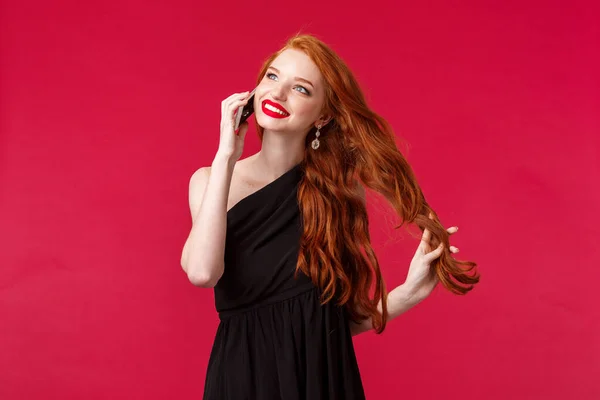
[{"x1": 254, "y1": 48, "x2": 327, "y2": 135}]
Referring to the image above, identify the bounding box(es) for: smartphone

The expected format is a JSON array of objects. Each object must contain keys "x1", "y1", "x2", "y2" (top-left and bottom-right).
[{"x1": 234, "y1": 88, "x2": 256, "y2": 131}]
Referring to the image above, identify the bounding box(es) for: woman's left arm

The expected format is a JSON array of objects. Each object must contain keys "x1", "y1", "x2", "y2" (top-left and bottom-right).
[
  {"x1": 349, "y1": 282, "x2": 424, "y2": 336},
  {"x1": 349, "y1": 211, "x2": 460, "y2": 336}
]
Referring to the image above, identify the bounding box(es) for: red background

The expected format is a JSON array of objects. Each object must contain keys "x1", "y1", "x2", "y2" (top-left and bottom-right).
[{"x1": 1, "y1": 0, "x2": 598, "y2": 398}]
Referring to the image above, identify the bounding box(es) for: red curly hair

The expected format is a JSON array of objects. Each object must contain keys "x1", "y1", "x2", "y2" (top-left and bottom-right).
[{"x1": 254, "y1": 33, "x2": 480, "y2": 334}]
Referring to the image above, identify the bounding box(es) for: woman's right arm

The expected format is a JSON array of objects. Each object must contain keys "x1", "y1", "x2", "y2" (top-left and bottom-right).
[
  {"x1": 180, "y1": 153, "x2": 235, "y2": 287},
  {"x1": 180, "y1": 91, "x2": 252, "y2": 287}
]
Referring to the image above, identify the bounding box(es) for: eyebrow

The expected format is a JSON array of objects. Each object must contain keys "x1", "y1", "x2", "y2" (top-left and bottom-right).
[{"x1": 267, "y1": 66, "x2": 314, "y2": 88}]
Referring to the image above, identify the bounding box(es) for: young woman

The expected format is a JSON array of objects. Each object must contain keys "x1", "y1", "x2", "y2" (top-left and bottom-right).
[{"x1": 181, "y1": 34, "x2": 479, "y2": 399}]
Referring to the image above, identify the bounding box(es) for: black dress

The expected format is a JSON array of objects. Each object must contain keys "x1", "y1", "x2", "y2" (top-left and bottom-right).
[{"x1": 203, "y1": 162, "x2": 366, "y2": 400}]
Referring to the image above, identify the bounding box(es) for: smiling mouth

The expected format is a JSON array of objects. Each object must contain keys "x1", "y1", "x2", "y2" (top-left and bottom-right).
[
  {"x1": 264, "y1": 103, "x2": 289, "y2": 116},
  {"x1": 261, "y1": 100, "x2": 290, "y2": 118}
]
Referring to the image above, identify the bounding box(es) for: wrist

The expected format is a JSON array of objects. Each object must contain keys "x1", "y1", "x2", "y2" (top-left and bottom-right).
[
  {"x1": 212, "y1": 152, "x2": 236, "y2": 169},
  {"x1": 397, "y1": 282, "x2": 425, "y2": 306},
  {"x1": 385, "y1": 283, "x2": 423, "y2": 323}
]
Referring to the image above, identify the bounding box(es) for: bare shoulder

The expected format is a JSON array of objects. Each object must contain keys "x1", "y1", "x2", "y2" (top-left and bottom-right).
[
  {"x1": 189, "y1": 166, "x2": 211, "y2": 194},
  {"x1": 187, "y1": 157, "x2": 254, "y2": 220}
]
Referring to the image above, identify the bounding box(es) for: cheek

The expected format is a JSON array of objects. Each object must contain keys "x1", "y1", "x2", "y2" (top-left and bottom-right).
[
  {"x1": 292, "y1": 100, "x2": 320, "y2": 121},
  {"x1": 253, "y1": 89, "x2": 266, "y2": 109},
  {"x1": 255, "y1": 79, "x2": 273, "y2": 93}
]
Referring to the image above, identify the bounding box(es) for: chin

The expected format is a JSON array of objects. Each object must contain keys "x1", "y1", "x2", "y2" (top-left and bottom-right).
[{"x1": 256, "y1": 113, "x2": 292, "y2": 132}]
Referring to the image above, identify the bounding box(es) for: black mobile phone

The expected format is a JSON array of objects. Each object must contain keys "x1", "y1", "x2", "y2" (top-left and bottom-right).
[{"x1": 234, "y1": 88, "x2": 256, "y2": 130}]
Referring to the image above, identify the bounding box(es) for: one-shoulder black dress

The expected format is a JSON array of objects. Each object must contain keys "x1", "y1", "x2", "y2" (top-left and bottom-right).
[{"x1": 202, "y1": 162, "x2": 366, "y2": 400}]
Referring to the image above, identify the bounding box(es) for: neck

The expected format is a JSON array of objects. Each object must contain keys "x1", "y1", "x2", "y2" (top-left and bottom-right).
[{"x1": 253, "y1": 129, "x2": 306, "y2": 178}]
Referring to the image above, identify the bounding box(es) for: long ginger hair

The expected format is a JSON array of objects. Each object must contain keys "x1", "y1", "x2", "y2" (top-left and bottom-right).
[{"x1": 254, "y1": 34, "x2": 480, "y2": 334}]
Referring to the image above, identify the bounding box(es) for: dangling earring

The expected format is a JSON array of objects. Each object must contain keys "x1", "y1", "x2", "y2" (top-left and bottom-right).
[{"x1": 311, "y1": 124, "x2": 322, "y2": 150}]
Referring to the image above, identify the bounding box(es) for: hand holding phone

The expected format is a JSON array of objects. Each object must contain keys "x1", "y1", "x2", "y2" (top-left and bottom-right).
[
  {"x1": 218, "y1": 90, "x2": 254, "y2": 161},
  {"x1": 234, "y1": 88, "x2": 256, "y2": 131}
]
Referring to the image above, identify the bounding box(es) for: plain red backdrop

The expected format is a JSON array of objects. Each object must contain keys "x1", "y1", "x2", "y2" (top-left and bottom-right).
[{"x1": 1, "y1": 0, "x2": 598, "y2": 399}]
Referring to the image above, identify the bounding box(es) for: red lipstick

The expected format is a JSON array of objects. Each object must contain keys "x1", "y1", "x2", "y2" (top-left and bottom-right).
[{"x1": 262, "y1": 99, "x2": 290, "y2": 119}]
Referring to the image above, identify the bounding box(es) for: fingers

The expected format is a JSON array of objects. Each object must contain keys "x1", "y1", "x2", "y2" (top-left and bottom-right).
[
  {"x1": 225, "y1": 99, "x2": 248, "y2": 121},
  {"x1": 223, "y1": 91, "x2": 250, "y2": 104},
  {"x1": 226, "y1": 97, "x2": 250, "y2": 117},
  {"x1": 447, "y1": 226, "x2": 459, "y2": 252},
  {"x1": 419, "y1": 213, "x2": 433, "y2": 250},
  {"x1": 229, "y1": 97, "x2": 252, "y2": 119},
  {"x1": 424, "y1": 243, "x2": 445, "y2": 263},
  {"x1": 420, "y1": 211, "x2": 460, "y2": 256},
  {"x1": 419, "y1": 212, "x2": 437, "y2": 251},
  {"x1": 420, "y1": 227, "x2": 431, "y2": 249},
  {"x1": 424, "y1": 243, "x2": 459, "y2": 266},
  {"x1": 221, "y1": 91, "x2": 250, "y2": 114},
  {"x1": 221, "y1": 92, "x2": 253, "y2": 132}
]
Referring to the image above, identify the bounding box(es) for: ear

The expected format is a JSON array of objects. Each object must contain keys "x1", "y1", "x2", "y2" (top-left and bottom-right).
[{"x1": 316, "y1": 115, "x2": 333, "y2": 128}]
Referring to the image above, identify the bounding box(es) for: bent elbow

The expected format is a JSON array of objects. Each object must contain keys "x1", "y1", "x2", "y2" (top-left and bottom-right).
[
  {"x1": 182, "y1": 256, "x2": 223, "y2": 288},
  {"x1": 187, "y1": 268, "x2": 222, "y2": 288},
  {"x1": 188, "y1": 273, "x2": 215, "y2": 288}
]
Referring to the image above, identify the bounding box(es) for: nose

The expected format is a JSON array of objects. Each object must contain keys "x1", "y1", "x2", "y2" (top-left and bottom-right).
[{"x1": 270, "y1": 84, "x2": 287, "y2": 101}]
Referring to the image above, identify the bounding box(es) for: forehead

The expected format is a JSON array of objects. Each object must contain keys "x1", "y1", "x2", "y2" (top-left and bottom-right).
[{"x1": 269, "y1": 49, "x2": 323, "y2": 84}]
